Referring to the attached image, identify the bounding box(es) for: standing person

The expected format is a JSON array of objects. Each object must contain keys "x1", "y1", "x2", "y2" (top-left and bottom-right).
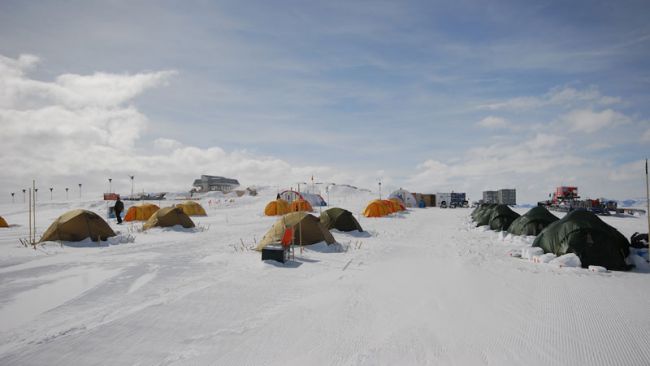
[{"x1": 114, "y1": 197, "x2": 124, "y2": 224}]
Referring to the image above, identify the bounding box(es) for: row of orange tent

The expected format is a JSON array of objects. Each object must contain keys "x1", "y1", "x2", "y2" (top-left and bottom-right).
[
  {"x1": 264, "y1": 199, "x2": 314, "y2": 216},
  {"x1": 124, "y1": 201, "x2": 207, "y2": 222},
  {"x1": 264, "y1": 197, "x2": 407, "y2": 218},
  {"x1": 363, "y1": 198, "x2": 406, "y2": 217}
]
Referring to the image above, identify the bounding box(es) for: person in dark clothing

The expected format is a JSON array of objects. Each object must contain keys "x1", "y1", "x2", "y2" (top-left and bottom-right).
[
  {"x1": 114, "y1": 197, "x2": 124, "y2": 224},
  {"x1": 276, "y1": 193, "x2": 281, "y2": 200}
]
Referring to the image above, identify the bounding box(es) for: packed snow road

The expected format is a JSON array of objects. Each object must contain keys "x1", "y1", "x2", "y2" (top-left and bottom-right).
[{"x1": 0, "y1": 194, "x2": 649, "y2": 365}]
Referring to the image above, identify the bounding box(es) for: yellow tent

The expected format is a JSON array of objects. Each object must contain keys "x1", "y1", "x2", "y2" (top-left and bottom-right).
[
  {"x1": 290, "y1": 199, "x2": 313, "y2": 212},
  {"x1": 175, "y1": 201, "x2": 207, "y2": 216},
  {"x1": 143, "y1": 207, "x2": 195, "y2": 230},
  {"x1": 0, "y1": 216, "x2": 8, "y2": 228},
  {"x1": 124, "y1": 203, "x2": 160, "y2": 222},
  {"x1": 363, "y1": 200, "x2": 390, "y2": 217},
  {"x1": 264, "y1": 199, "x2": 290, "y2": 216},
  {"x1": 256, "y1": 212, "x2": 335, "y2": 251},
  {"x1": 39, "y1": 209, "x2": 116, "y2": 243}
]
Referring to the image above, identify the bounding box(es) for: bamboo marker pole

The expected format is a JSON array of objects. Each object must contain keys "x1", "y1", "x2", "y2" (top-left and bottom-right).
[
  {"x1": 298, "y1": 183, "x2": 303, "y2": 255},
  {"x1": 645, "y1": 158, "x2": 649, "y2": 262},
  {"x1": 28, "y1": 188, "x2": 32, "y2": 246},
  {"x1": 32, "y1": 180, "x2": 36, "y2": 244}
]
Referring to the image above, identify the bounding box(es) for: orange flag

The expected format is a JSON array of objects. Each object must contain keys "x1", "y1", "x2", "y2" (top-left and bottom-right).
[{"x1": 281, "y1": 227, "x2": 294, "y2": 246}]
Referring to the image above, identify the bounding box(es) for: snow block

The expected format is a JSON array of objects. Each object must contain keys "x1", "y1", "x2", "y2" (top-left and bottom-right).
[
  {"x1": 522, "y1": 247, "x2": 544, "y2": 260},
  {"x1": 507, "y1": 249, "x2": 522, "y2": 258},
  {"x1": 549, "y1": 253, "x2": 581, "y2": 268},
  {"x1": 532, "y1": 253, "x2": 557, "y2": 264},
  {"x1": 588, "y1": 265, "x2": 608, "y2": 273}
]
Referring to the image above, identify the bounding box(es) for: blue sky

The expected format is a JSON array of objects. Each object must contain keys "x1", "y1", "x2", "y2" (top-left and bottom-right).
[{"x1": 1, "y1": 0, "x2": 649, "y2": 203}]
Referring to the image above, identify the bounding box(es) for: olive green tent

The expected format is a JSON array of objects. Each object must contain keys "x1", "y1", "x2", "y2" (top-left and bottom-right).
[
  {"x1": 507, "y1": 206, "x2": 559, "y2": 236},
  {"x1": 256, "y1": 212, "x2": 335, "y2": 251},
  {"x1": 320, "y1": 207, "x2": 363, "y2": 232},
  {"x1": 473, "y1": 203, "x2": 498, "y2": 226},
  {"x1": 532, "y1": 210, "x2": 630, "y2": 271},
  {"x1": 143, "y1": 207, "x2": 195, "y2": 230},
  {"x1": 488, "y1": 204, "x2": 520, "y2": 231},
  {"x1": 471, "y1": 203, "x2": 490, "y2": 221},
  {"x1": 39, "y1": 209, "x2": 116, "y2": 243}
]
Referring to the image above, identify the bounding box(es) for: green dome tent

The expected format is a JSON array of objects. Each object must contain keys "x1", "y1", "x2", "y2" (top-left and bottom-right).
[
  {"x1": 471, "y1": 203, "x2": 491, "y2": 221},
  {"x1": 507, "y1": 206, "x2": 559, "y2": 236},
  {"x1": 320, "y1": 207, "x2": 363, "y2": 232},
  {"x1": 488, "y1": 205, "x2": 520, "y2": 231},
  {"x1": 473, "y1": 203, "x2": 498, "y2": 226},
  {"x1": 532, "y1": 210, "x2": 630, "y2": 271}
]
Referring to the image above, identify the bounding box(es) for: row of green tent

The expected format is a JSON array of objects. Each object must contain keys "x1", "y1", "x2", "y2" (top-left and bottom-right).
[
  {"x1": 38, "y1": 207, "x2": 196, "y2": 243},
  {"x1": 256, "y1": 207, "x2": 362, "y2": 251},
  {"x1": 472, "y1": 204, "x2": 630, "y2": 271}
]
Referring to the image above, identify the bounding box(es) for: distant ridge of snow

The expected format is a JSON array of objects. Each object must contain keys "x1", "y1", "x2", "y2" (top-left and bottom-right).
[{"x1": 618, "y1": 198, "x2": 648, "y2": 208}]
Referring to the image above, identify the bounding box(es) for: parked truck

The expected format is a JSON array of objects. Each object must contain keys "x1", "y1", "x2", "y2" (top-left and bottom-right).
[{"x1": 436, "y1": 192, "x2": 468, "y2": 208}]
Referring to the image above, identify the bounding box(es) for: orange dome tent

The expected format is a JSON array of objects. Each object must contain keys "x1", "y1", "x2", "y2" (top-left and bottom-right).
[
  {"x1": 264, "y1": 199, "x2": 290, "y2": 216},
  {"x1": 124, "y1": 203, "x2": 160, "y2": 222},
  {"x1": 290, "y1": 199, "x2": 313, "y2": 212},
  {"x1": 389, "y1": 198, "x2": 406, "y2": 212},
  {"x1": 0, "y1": 216, "x2": 8, "y2": 228},
  {"x1": 381, "y1": 199, "x2": 397, "y2": 213},
  {"x1": 363, "y1": 200, "x2": 390, "y2": 218}
]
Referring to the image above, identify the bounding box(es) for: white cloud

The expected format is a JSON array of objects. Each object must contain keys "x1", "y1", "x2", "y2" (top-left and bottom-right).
[
  {"x1": 560, "y1": 108, "x2": 630, "y2": 133},
  {"x1": 0, "y1": 54, "x2": 646, "y2": 204},
  {"x1": 479, "y1": 85, "x2": 622, "y2": 111},
  {"x1": 153, "y1": 138, "x2": 183, "y2": 150},
  {"x1": 0, "y1": 54, "x2": 175, "y2": 109},
  {"x1": 53, "y1": 71, "x2": 176, "y2": 108},
  {"x1": 0, "y1": 54, "x2": 355, "y2": 195},
  {"x1": 608, "y1": 159, "x2": 646, "y2": 182},
  {"x1": 406, "y1": 133, "x2": 586, "y2": 203},
  {"x1": 477, "y1": 116, "x2": 509, "y2": 128}
]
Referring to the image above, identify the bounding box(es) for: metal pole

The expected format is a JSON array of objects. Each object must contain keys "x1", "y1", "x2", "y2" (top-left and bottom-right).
[
  {"x1": 22, "y1": 189, "x2": 26, "y2": 203},
  {"x1": 79, "y1": 183, "x2": 82, "y2": 199},
  {"x1": 109, "y1": 178, "x2": 112, "y2": 194}
]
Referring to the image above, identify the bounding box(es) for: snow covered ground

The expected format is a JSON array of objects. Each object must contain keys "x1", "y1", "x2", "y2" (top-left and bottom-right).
[{"x1": 1, "y1": 188, "x2": 649, "y2": 365}]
